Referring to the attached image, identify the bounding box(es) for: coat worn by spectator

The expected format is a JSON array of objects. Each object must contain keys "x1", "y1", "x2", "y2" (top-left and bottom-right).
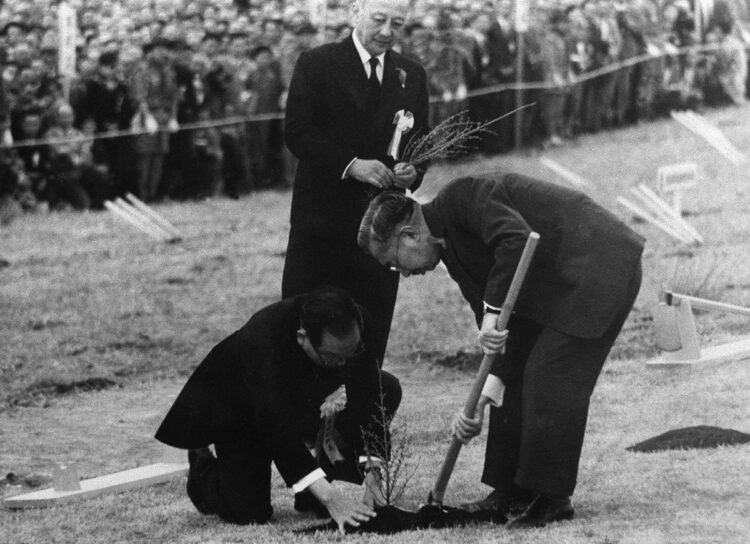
[{"x1": 129, "y1": 38, "x2": 180, "y2": 201}]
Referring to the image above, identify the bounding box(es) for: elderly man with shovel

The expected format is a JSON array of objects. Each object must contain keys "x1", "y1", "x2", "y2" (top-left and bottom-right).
[{"x1": 358, "y1": 172, "x2": 644, "y2": 528}]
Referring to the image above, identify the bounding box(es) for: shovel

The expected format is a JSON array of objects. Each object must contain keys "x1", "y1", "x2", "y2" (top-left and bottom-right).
[{"x1": 427, "y1": 231, "x2": 540, "y2": 507}]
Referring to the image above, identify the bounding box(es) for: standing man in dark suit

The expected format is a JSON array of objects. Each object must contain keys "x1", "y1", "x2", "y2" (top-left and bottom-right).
[
  {"x1": 282, "y1": 0, "x2": 429, "y2": 366},
  {"x1": 357, "y1": 174, "x2": 644, "y2": 527},
  {"x1": 155, "y1": 288, "x2": 402, "y2": 533}
]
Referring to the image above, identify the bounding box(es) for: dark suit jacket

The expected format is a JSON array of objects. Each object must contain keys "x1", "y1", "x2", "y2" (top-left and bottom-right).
[
  {"x1": 284, "y1": 34, "x2": 429, "y2": 242},
  {"x1": 155, "y1": 296, "x2": 383, "y2": 487},
  {"x1": 421, "y1": 173, "x2": 645, "y2": 340}
]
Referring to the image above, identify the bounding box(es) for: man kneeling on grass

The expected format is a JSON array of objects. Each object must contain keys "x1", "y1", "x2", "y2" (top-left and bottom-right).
[
  {"x1": 358, "y1": 173, "x2": 644, "y2": 528},
  {"x1": 155, "y1": 287, "x2": 401, "y2": 532}
]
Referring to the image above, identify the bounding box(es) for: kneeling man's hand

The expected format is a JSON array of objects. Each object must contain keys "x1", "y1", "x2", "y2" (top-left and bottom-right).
[{"x1": 309, "y1": 479, "x2": 376, "y2": 534}]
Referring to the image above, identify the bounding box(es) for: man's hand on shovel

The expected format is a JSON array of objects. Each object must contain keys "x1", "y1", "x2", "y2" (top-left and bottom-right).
[
  {"x1": 478, "y1": 313, "x2": 508, "y2": 354},
  {"x1": 452, "y1": 395, "x2": 493, "y2": 445}
]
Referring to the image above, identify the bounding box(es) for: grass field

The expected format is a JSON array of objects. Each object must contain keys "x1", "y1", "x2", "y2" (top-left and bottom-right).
[{"x1": 2, "y1": 106, "x2": 750, "y2": 543}]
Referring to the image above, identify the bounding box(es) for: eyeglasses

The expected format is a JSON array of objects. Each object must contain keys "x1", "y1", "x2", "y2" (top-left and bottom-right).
[{"x1": 312, "y1": 340, "x2": 366, "y2": 367}]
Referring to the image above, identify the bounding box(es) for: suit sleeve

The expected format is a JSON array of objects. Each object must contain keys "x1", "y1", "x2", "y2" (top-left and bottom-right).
[
  {"x1": 284, "y1": 50, "x2": 354, "y2": 179},
  {"x1": 461, "y1": 180, "x2": 531, "y2": 311}
]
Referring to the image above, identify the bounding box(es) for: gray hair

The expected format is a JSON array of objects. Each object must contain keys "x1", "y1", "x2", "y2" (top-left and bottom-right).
[{"x1": 357, "y1": 190, "x2": 417, "y2": 254}]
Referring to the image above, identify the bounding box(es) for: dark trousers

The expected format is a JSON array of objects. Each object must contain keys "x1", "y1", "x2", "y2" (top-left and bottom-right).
[
  {"x1": 281, "y1": 229, "x2": 399, "y2": 366},
  {"x1": 482, "y1": 265, "x2": 641, "y2": 497},
  {"x1": 186, "y1": 370, "x2": 402, "y2": 524}
]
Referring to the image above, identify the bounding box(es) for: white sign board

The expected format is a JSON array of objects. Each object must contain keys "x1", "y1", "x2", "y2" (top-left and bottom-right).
[
  {"x1": 656, "y1": 162, "x2": 697, "y2": 194},
  {"x1": 58, "y1": 2, "x2": 78, "y2": 78}
]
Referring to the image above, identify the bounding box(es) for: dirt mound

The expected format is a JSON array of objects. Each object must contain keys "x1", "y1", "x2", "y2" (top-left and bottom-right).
[
  {"x1": 5, "y1": 377, "x2": 119, "y2": 410},
  {"x1": 298, "y1": 504, "x2": 505, "y2": 535},
  {"x1": 432, "y1": 349, "x2": 484, "y2": 372},
  {"x1": 626, "y1": 426, "x2": 750, "y2": 453}
]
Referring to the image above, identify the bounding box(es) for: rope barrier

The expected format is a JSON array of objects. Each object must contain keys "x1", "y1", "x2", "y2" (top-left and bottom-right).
[{"x1": 2, "y1": 40, "x2": 746, "y2": 151}]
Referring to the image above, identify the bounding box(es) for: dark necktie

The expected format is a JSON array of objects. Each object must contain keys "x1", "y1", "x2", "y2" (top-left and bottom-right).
[{"x1": 368, "y1": 57, "x2": 380, "y2": 103}]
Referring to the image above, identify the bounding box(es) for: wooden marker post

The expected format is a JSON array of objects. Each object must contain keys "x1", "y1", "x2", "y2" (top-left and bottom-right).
[
  {"x1": 124, "y1": 193, "x2": 182, "y2": 240},
  {"x1": 656, "y1": 162, "x2": 697, "y2": 218},
  {"x1": 4, "y1": 463, "x2": 189, "y2": 509},
  {"x1": 429, "y1": 232, "x2": 540, "y2": 506},
  {"x1": 616, "y1": 196, "x2": 694, "y2": 245},
  {"x1": 105, "y1": 201, "x2": 168, "y2": 242},
  {"x1": 647, "y1": 291, "x2": 750, "y2": 369}
]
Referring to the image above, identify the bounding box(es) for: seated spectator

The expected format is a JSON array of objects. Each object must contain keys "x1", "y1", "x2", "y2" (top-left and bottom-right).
[{"x1": 44, "y1": 103, "x2": 112, "y2": 210}]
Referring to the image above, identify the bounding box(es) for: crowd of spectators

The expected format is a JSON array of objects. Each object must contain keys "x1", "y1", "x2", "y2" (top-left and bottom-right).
[{"x1": 1, "y1": 0, "x2": 750, "y2": 219}]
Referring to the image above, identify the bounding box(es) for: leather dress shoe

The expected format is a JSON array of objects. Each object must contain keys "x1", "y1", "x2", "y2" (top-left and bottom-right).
[
  {"x1": 460, "y1": 489, "x2": 535, "y2": 517},
  {"x1": 294, "y1": 490, "x2": 330, "y2": 519},
  {"x1": 507, "y1": 494, "x2": 574, "y2": 528},
  {"x1": 187, "y1": 447, "x2": 215, "y2": 514}
]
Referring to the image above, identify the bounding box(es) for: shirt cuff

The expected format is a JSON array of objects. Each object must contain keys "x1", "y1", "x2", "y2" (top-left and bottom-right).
[
  {"x1": 358, "y1": 455, "x2": 385, "y2": 466},
  {"x1": 482, "y1": 374, "x2": 505, "y2": 407},
  {"x1": 483, "y1": 301, "x2": 502, "y2": 314},
  {"x1": 292, "y1": 468, "x2": 327, "y2": 494},
  {"x1": 342, "y1": 157, "x2": 358, "y2": 179}
]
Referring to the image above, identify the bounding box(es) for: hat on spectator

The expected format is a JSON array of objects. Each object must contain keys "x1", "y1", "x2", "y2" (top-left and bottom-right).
[
  {"x1": 249, "y1": 44, "x2": 272, "y2": 59},
  {"x1": 99, "y1": 50, "x2": 119, "y2": 67},
  {"x1": 142, "y1": 36, "x2": 176, "y2": 54},
  {"x1": 40, "y1": 31, "x2": 58, "y2": 52},
  {"x1": 294, "y1": 22, "x2": 318, "y2": 36},
  {"x1": 0, "y1": 20, "x2": 28, "y2": 36}
]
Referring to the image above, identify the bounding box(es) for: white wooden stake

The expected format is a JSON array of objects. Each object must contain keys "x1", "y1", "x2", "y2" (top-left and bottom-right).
[
  {"x1": 4, "y1": 463, "x2": 188, "y2": 509},
  {"x1": 628, "y1": 188, "x2": 698, "y2": 244},
  {"x1": 671, "y1": 111, "x2": 746, "y2": 165},
  {"x1": 539, "y1": 157, "x2": 593, "y2": 189},
  {"x1": 124, "y1": 193, "x2": 182, "y2": 239},
  {"x1": 637, "y1": 184, "x2": 704, "y2": 244},
  {"x1": 616, "y1": 196, "x2": 693, "y2": 244},
  {"x1": 105, "y1": 201, "x2": 167, "y2": 241},
  {"x1": 114, "y1": 198, "x2": 175, "y2": 241}
]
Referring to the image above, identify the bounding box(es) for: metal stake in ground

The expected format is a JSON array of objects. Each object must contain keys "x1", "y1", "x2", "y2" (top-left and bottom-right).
[{"x1": 429, "y1": 231, "x2": 540, "y2": 506}]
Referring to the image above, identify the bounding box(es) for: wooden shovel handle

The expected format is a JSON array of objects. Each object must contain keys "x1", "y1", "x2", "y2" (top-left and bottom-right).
[{"x1": 430, "y1": 232, "x2": 540, "y2": 506}]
